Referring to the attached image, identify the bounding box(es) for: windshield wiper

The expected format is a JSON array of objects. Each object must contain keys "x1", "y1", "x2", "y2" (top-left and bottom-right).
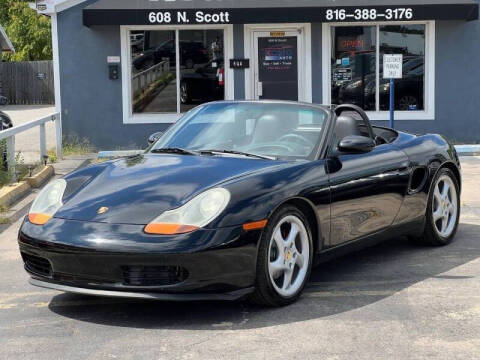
[
  {"x1": 151, "y1": 148, "x2": 199, "y2": 156},
  {"x1": 200, "y1": 149, "x2": 276, "y2": 160}
]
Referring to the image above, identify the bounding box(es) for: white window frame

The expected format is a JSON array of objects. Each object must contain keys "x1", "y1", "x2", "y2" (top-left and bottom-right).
[
  {"x1": 121, "y1": 24, "x2": 234, "y2": 124},
  {"x1": 322, "y1": 21, "x2": 435, "y2": 121},
  {"x1": 244, "y1": 23, "x2": 312, "y2": 103}
]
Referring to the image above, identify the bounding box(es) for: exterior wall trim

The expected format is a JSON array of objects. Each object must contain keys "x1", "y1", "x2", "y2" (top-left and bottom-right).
[
  {"x1": 322, "y1": 21, "x2": 436, "y2": 121},
  {"x1": 33, "y1": 0, "x2": 87, "y2": 14},
  {"x1": 120, "y1": 24, "x2": 234, "y2": 124},
  {"x1": 243, "y1": 23, "x2": 313, "y2": 103},
  {"x1": 51, "y1": 13, "x2": 62, "y2": 117}
]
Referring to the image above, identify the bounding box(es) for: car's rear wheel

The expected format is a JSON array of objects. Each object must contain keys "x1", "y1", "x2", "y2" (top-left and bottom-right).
[
  {"x1": 411, "y1": 168, "x2": 460, "y2": 246},
  {"x1": 180, "y1": 83, "x2": 191, "y2": 104},
  {"x1": 250, "y1": 205, "x2": 313, "y2": 306}
]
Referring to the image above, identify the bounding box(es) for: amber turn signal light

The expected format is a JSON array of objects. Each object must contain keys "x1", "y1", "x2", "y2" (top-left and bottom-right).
[
  {"x1": 243, "y1": 220, "x2": 268, "y2": 231},
  {"x1": 28, "y1": 213, "x2": 52, "y2": 225},
  {"x1": 144, "y1": 223, "x2": 199, "y2": 235}
]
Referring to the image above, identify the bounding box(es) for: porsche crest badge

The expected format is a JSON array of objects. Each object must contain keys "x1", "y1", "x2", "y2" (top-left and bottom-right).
[{"x1": 97, "y1": 207, "x2": 109, "y2": 215}]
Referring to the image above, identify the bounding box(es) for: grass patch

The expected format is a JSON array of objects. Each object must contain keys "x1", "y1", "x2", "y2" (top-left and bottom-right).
[
  {"x1": 62, "y1": 135, "x2": 94, "y2": 156},
  {"x1": 0, "y1": 204, "x2": 9, "y2": 225},
  {"x1": 47, "y1": 148, "x2": 58, "y2": 163}
]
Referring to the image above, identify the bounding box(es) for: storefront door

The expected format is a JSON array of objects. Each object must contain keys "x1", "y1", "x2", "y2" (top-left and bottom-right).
[{"x1": 253, "y1": 31, "x2": 302, "y2": 101}]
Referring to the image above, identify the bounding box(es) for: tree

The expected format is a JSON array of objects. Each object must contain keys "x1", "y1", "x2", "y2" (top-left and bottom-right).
[{"x1": 1, "y1": 0, "x2": 52, "y2": 61}]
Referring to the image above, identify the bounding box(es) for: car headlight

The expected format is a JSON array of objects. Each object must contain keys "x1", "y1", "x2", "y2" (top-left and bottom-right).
[
  {"x1": 28, "y1": 179, "x2": 67, "y2": 225},
  {"x1": 144, "y1": 188, "x2": 231, "y2": 235}
]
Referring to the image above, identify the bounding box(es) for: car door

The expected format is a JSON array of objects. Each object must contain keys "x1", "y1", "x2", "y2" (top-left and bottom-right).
[{"x1": 326, "y1": 135, "x2": 410, "y2": 248}]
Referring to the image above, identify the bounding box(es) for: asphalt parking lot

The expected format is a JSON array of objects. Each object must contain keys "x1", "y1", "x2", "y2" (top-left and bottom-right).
[{"x1": 1, "y1": 157, "x2": 479, "y2": 360}]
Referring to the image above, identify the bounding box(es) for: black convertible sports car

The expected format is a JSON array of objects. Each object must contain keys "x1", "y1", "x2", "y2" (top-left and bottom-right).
[{"x1": 18, "y1": 101, "x2": 461, "y2": 306}]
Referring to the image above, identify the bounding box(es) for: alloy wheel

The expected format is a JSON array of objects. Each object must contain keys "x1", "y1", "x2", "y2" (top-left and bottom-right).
[
  {"x1": 268, "y1": 215, "x2": 310, "y2": 297},
  {"x1": 432, "y1": 175, "x2": 458, "y2": 238}
]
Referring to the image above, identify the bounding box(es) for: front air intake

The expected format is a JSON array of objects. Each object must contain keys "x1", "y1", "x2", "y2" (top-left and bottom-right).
[
  {"x1": 122, "y1": 266, "x2": 188, "y2": 287},
  {"x1": 21, "y1": 253, "x2": 52, "y2": 278}
]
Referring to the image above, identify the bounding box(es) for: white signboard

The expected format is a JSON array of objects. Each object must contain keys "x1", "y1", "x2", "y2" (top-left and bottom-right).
[
  {"x1": 383, "y1": 54, "x2": 403, "y2": 79},
  {"x1": 107, "y1": 56, "x2": 121, "y2": 64}
]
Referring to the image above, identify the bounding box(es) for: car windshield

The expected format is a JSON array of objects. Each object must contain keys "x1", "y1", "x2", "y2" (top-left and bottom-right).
[{"x1": 151, "y1": 102, "x2": 328, "y2": 160}]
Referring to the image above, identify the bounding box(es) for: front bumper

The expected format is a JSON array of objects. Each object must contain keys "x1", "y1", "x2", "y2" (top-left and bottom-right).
[
  {"x1": 18, "y1": 217, "x2": 261, "y2": 298},
  {"x1": 29, "y1": 279, "x2": 254, "y2": 301}
]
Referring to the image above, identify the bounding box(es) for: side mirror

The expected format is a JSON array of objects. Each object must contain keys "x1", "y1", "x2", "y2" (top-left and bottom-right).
[
  {"x1": 148, "y1": 131, "x2": 164, "y2": 145},
  {"x1": 0, "y1": 96, "x2": 7, "y2": 106},
  {"x1": 338, "y1": 135, "x2": 375, "y2": 153}
]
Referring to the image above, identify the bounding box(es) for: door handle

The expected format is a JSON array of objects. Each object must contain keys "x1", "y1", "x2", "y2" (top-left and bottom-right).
[{"x1": 258, "y1": 82, "x2": 263, "y2": 97}]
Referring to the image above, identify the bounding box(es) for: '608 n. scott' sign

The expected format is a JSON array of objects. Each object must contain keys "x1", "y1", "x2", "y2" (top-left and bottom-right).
[{"x1": 148, "y1": 11, "x2": 230, "y2": 24}]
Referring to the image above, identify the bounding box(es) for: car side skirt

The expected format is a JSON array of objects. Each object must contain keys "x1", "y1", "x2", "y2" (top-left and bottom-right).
[{"x1": 314, "y1": 217, "x2": 425, "y2": 266}]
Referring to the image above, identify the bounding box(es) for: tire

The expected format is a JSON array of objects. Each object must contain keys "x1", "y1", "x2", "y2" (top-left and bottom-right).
[
  {"x1": 250, "y1": 205, "x2": 313, "y2": 307},
  {"x1": 411, "y1": 168, "x2": 460, "y2": 246},
  {"x1": 180, "y1": 82, "x2": 191, "y2": 104}
]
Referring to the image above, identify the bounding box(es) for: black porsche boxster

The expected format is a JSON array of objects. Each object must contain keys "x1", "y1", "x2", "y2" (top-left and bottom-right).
[{"x1": 18, "y1": 101, "x2": 461, "y2": 306}]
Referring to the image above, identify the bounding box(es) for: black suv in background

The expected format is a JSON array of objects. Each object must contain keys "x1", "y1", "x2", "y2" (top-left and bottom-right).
[{"x1": 180, "y1": 59, "x2": 225, "y2": 104}]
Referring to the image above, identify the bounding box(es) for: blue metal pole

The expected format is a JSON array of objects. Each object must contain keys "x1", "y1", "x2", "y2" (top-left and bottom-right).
[{"x1": 389, "y1": 78, "x2": 395, "y2": 129}]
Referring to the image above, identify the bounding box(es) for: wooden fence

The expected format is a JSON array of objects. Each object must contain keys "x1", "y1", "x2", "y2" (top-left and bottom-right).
[{"x1": 0, "y1": 61, "x2": 54, "y2": 105}]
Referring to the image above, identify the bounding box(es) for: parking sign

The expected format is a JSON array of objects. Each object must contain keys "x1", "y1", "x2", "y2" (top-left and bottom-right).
[{"x1": 383, "y1": 54, "x2": 403, "y2": 79}]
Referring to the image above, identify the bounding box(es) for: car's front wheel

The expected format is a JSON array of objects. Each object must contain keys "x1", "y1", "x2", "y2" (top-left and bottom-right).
[{"x1": 251, "y1": 205, "x2": 313, "y2": 306}]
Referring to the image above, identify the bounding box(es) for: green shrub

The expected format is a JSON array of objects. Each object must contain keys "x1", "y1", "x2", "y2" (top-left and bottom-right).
[{"x1": 0, "y1": 140, "x2": 28, "y2": 187}]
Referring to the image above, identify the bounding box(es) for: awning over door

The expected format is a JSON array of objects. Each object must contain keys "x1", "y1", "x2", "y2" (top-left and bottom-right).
[{"x1": 83, "y1": 0, "x2": 479, "y2": 26}]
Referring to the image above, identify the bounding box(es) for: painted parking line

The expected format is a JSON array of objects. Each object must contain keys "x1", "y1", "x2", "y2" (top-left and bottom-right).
[{"x1": 303, "y1": 290, "x2": 396, "y2": 298}]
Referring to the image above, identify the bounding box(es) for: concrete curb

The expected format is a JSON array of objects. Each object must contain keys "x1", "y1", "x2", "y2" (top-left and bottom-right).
[
  {"x1": 0, "y1": 165, "x2": 56, "y2": 208},
  {"x1": 0, "y1": 181, "x2": 31, "y2": 208},
  {"x1": 24, "y1": 165, "x2": 55, "y2": 188}
]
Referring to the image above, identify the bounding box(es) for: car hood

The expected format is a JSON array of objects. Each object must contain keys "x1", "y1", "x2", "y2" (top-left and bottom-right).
[{"x1": 54, "y1": 154, "x2": 284, "y2": 225}]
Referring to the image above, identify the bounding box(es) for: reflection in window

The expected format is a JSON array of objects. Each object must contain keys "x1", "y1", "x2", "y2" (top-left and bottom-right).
[
  {"x1": 131, "y1": 30, "x2": 177, "y2": 114},
  {"x1": 380, "y1": 25, "x2": 425, "y2": 111},
  {"x1": 331, "y1": 26, "x2": 376, "y2": 111},
  {"x1": 129, "y1": 29, "x2": 225, "y2": 116},
  {"x1": 180, "y1": 30, "x2": 225, "y2": 113}
]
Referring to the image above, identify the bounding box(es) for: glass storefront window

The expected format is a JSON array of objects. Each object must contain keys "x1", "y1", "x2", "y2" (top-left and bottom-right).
[
  {"x1": 131, "y1": 30, "x2": 177, "y2": 114},
  {"x1": 179, "y1": 30, "x2": 224, "y2": 113},
  {"x1": 330, "y1": 24, "x2": 427, "y2": 113},
  {"x1": 331, "y1": 26, "x2": 376, "y2": 111},
  {"x1": 380, "y1": 25, "x2": 425, "y2": 111},
  {"x1": 129, "y1": 29, "x2": 225, "y2": 115}
]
